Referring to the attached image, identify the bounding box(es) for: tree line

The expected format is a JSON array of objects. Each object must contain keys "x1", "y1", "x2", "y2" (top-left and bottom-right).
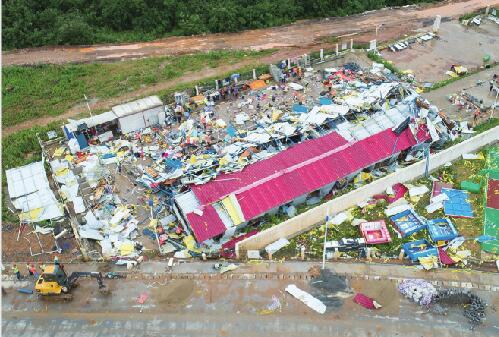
[{"x1": 2, "y1": 0, "x2": 435, "y2": 50}]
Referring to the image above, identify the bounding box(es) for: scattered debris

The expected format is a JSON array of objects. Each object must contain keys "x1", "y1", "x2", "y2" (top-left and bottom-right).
[
  {"x1": 434, "y1": 289, "x2": 486, "y2": 329},
  {"x1": 398, "y1": 279, "x2": 437, "y2": 306},
  {"x1": 285, "y1": 284, "x2": 326, "y2": 314},
  {"x1": 353, "y1": 293, "x2": 382, "y2": 309}
]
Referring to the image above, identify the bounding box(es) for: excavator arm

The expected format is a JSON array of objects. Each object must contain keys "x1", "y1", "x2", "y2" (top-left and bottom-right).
[{"x1": 67, "y1": 272, "x2": 108, "y2": 291}]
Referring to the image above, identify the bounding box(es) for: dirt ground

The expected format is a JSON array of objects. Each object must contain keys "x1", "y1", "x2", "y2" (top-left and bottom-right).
[
  {"x1": 2, "y1": 0, "x2": 489, "y2": 66},
  {"x1": 382, "y1": 19, "x2": 499, "y2": 83},
  {"x1": 1, "y1": 226, "x2": 80, "y2": 264}
]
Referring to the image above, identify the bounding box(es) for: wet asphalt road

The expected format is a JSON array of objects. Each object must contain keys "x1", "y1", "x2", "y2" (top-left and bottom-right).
[{"x1": 2, "y1": 276, "x2": 498, "y2": 337}]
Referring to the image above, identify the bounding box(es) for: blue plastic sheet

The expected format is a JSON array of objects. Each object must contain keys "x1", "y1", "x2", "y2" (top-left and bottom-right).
[
  {"x1": 226, "y1": 124, "x2": 237, "y2": 137},
  {"x1": 292, "y1": 104, "x2": 308, "y2": 113},
  {"x1": 427, "y1": 218, "x2": 458, "y2": 242},
  {"x1": 319, "y1": 97, "x2": 332, "y2": 105},
  {"x1": 390, "y1": 209, "x2": 427, "y2": 237},
  {"x1": 442, "y1": 188, "x2": 474, "y2": 218},
  {"x1": 165, "y1": 159, "x2": 182, "y2": 169}
]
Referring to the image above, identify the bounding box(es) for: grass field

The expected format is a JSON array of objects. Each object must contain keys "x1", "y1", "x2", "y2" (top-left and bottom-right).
[{"x1": 1, "y1": 49, "x2": 273, "y2": 128}]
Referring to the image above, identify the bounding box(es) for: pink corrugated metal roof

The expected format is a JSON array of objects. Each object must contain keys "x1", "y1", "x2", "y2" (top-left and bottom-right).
[
  {"x1": 191, "y1": 132, "x2": 348, "y2": 205},
  {"x1": 188, "y1": 126, "x2": 430, "y2": 242},
  {"x1": 236, "y1": 127, "x2": 427, "y2": 219},
  {"x1": 186, "y1": 205, "x2": 226, "y2": 243}
]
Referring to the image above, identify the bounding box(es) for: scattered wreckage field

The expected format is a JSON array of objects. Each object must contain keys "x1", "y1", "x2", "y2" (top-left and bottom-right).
[
  {"x1": 422, "y1": 66, "x2": 499, "y2": 122},
  {"x1": 273, "y1": 147, "x2": 494, "y2": 267},
  {"x1": 2, "y1": 46, "x2": 497, "y2": 272}
]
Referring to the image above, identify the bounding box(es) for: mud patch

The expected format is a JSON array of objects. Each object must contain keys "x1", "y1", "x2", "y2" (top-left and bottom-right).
[
  {"x1": 150, "y1": 279, "x2": 195, "y2": 306},
  {"x1": 309, "y1": 268, "x2": 352, "y2": 310},
  {"x1": 349, "y1": 278, "x2": 400, "y2": 315}
]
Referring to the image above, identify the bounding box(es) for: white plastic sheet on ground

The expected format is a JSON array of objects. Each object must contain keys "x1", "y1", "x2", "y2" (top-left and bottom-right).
[
  {"x1": 7, "y1": 161, "x2": 64, "y2": 222},
  {"x1": 408, "y1": 185, "x2": 429, "y2": 197},
  {"x1": 288, "y1": 83, "x2": 304, "y2": 91},
  {"x1": 6, "y1": 161, "x2": 50, "y2": 199},
  {"x1": 285, "y1": 284, "x2": 326, "y2": 314},
  {"x1": 72, "y1": 197, "x2": 86, "y2": 214},
  {"x1": 79, "y1": 226, "x2": 104, "y2": 241}
]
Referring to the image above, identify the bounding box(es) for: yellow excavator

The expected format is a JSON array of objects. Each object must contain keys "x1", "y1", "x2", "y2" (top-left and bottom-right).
[{"x1": 35, "y1": 262, "x2": 109, "y2": 300}]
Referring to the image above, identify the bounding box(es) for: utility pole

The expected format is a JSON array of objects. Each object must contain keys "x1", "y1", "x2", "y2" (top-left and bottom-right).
[
  {"x1": 424, "y1": 145, "x2": 430, "y2": 177},
  {"x1": 322, "y1": 213, "x2": 330, "y2": 269}
]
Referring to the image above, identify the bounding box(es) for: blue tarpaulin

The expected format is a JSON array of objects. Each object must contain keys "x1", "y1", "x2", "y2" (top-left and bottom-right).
[
  {"x1": 226, "y1": 124, "x2": 237, "y2": 137},
  {"x1": 319, "y1": 97, "x2": 332, "y2": 105},
  {"x1": 101, "y1": 153, "x2": 116, "y2": 160},
  {"x1": 403, "y1": 239, "x2": 438, "y2": 262},
  {"x1": 76, "y1": 133, "x2": 88, "y2": 150},
  {"x1": 442, "y1": 188, "x2": 474, "y2": 218},
  {"x1": 165, "y1": 158, "x2": 182, "y2": 169},
  {"x1": 292, "y1": 104, "x2": 308, "y2": 113}
]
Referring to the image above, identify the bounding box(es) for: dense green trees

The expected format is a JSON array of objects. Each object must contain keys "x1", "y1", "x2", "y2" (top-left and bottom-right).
[{"x1": 2, "y1": 0, "x2": 435, "y2": 50}]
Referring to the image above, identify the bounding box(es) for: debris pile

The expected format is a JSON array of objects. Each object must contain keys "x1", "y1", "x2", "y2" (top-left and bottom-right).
[
  {"x1": 309, "y1": 268, "x2": 351, "y2": 308},
  {"x1": 5, "y1": 54, "x2": 470, "y2": 262},
  {"x1": 434, "y1": 289, "x2": 486, "y2": 329},
  {"x1": 399, "y1": 279, "x2": 487, "y2": 329},
  {"x1": 398, "y1": 279, "x2": 437, "y2": 306}
]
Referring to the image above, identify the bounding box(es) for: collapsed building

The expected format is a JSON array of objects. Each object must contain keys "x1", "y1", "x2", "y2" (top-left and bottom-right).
[
  {"x1": 7, "y1": 58, "x2": 455, "y2": 260},
  {"x1": 174, "y1": 80, "x2": 448, "y2": 243}
]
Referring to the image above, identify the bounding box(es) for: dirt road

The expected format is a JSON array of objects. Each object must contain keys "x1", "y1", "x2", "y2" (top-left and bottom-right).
[{"x1": 3, "y1": 0, "x2": 493, "y2": 66}]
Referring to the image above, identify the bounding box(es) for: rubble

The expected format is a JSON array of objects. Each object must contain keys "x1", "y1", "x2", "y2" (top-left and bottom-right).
[
  {"x1": 5, "y1": 54, "x2": 473, "y2": 263},
  {"x1": 434, "y1": 289, "x2": 487, "y2": 329}
]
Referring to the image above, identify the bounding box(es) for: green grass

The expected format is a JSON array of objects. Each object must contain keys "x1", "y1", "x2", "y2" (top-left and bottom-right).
[
  {"x1": 2, "y1": 49, "x2": 273, "y2": 128},
  {"x1": 459, "y1": 12, "x2": 481, "y2": 22},
  {"x1": 474, "y1": 118, "x2": 499, "y2": 133}
]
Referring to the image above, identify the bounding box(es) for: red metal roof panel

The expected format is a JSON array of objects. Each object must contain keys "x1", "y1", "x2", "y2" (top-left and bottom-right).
[
  {"x1": 188, "y1": 126, "x2": 431, "y2": 241},
  {"x1": 191, "y1": 132, "x2": 348, "y2": 204},
  {"x1": 186, "y1": 205, "x2": 226, "y2": 243}
]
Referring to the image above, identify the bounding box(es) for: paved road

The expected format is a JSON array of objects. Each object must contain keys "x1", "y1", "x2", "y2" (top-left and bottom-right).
[
  {"x1": 3, "y1": 275, "x2": 499, "y2": 337},
  {"x1": 4, "y1": 260, "x2": 499, "y2": 288},
  {"x1": 3, "y1": 0, "x2": 491, "y2": 66}
]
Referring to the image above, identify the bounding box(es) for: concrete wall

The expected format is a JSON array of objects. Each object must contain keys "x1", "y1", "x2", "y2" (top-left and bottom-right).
[{"x1": 236, "y1": 126, "x2": 499, "y2": 258}]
